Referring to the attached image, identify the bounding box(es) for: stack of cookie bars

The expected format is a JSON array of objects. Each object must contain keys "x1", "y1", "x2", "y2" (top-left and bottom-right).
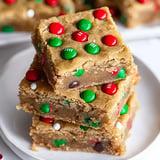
[{"x1": 17, "y1": 7, "x2": 140, "y2": 156}]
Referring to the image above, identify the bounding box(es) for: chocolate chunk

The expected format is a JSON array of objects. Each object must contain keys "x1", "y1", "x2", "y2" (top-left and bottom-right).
[
  {"x1": 69, "y1": 81, "x2": 80, "y2": 88},
  {"x1": 91, "y1": 108, "x2": 95, "y2": 111},
  {"x1": 93, "y1": 142, "x2": 105, "y2": 152}
]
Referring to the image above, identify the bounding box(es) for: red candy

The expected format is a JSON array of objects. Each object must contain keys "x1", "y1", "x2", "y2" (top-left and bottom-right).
[
  {"x1": 72, "y1": 30, "x2": 88, "y2": 42},
  {"x1": 26, "y1": 69, "x2": 41, "y2": 81},
  {"x1": 111, "y1": 69, "x2": 120, "y2": 75},
  {"x1": 0, "y1": 154, "x2": 3, "y2": 160},
  {"x1": 102, "y1": 83, "x2": 118, "y2": 95},
  {"x1": 4, "y1": 0, "x2": 16, "y2": 4},
  {"x1": 91, "y1": 138, "x2": 99, "y2": 144},
  {"x1": 127, "y1": 118, "x2": 132, "y2": 130},
  {"x1": 138, "y1": 0, "x2": 150, "y2": 4},
  {"x1": 59, "y1": 11, "x2": 67, "y2": 16},
  {"x1": 116, "y1": 103, "x2": 120, "y2": 116},
  {"x1": 154, "y1": 2, "x2": 160, "y2": 12},
  {"x1": 49, "y1": 22, "x2": 64, "y2": 35},
  {"x1": 40, "y1": 117, "x2": 54, "y2": 123},
  {"x1": 49, "y1": 106, "x2": 53, "y2": 113},
  {"x1": 109, "y1": 7, "x2": 116, "y2": 17},
  {"x1": 56, "y1": 75, "x2": 61, "y2": 78},
  {"x1": 93, "y1": 9, "x2": 108, "y2": 20},
  {"x1": 45, "y1": 0, "x2": 58, "y2": 6},
  {"x1": 102, "y1": 35, "x2": 117, "y2": 46}
]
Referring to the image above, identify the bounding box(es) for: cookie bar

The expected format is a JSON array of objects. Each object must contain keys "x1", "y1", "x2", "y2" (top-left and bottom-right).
[
  {"x1": 0, "y1": 0, "x2": 75, "y2": 32},
  {"x1": 116, "y1": 0, "x2": 160, "y2": 28},
  {"x1": 17, "y1": 55, "x2": 139, "y2": 130},
  {"x1": 74, "y1": 0, "x2": 93, "y2": 12},
  {"x1": 32, "y1": 7, "x2": 135, "y2": 93},
  {"x1": 30, "y1": 93, "x2": 139, "y2": 156}
]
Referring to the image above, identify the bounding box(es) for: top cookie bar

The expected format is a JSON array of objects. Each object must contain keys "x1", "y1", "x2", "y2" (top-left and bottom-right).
[
  {"x1": 0, "y1": 0, "x2": 75, "y2": 32},
  {"x1": 33, "y1": 7, "x2": 135, "y2": 93}
]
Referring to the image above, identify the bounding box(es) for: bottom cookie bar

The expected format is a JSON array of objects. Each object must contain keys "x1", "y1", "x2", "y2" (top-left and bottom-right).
[{"x1": 30, "y1": 93, "x2": 139, "y2": 156}]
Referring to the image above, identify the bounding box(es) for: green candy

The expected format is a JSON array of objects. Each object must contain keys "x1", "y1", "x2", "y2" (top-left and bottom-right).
[
  {"x1": 85, "y1": 43, "x2": 100, "y2": 55},
  {"x1": 47, "y1": 37, "x2": 62, "y2": 47},
  {"x1": 123, "y1": 92, "x2": 126, "y2": 98},
  {"x1": 40, "y1": 103, "x2": 50, "y2": 113},
  {"x1": 85, "y1": 117, "x2": 100, "y2": 128},
  {"x1": 120, "y1": 15, "x2": 127, "y2": 24},
  {"x1": 92, "y1": 122, "x2": 100, "y2": 127},
  {"x1": 124, "y1": 129, "x2": 127, "y2": 136},
  {"x1": 61, "y1": 48, "x2": 77, "y2": 60},
  {"x1": 54, "y1": 139, "x2": 67, "y2": 147},
  {"x1": 62, "y1": 99, "x2": 70, "y2": 107},
  {"x1": 80, "y1": 90, "x2": 96, "y2": 103},
  {"x1": 1, "y1": 26, "x2": 14, "y2": 33},
  {"x1": 74, "y1": 69, "x2": 85, "y2": 77},
  {"x1": 120, "y1": 104, "x2": 129, "y2": 115},
  {"x1": 89, "y1": 5, "x2": 94, "y2": 9},
  {"x1": 28, "y1": 0, "x2": 42, "y2": 2},
  {"x1": 37, "y1": 42, "x2": 41, "y2": 51},
  {"x1": 116, "y1": 69, "x2": 127, "y2": 79},
  {"x1": 80, "y1": 125, "x2": 90, "y2": 131},
  {"x1": 85, "y1": 117, "x2": 91, "y2": 126},
  {"x1": 64, "y1": 5, "x2": 71, "y2": 12},
  {"x1": 83, "y1": 0, "x2": 89, "y2": 4},
  {"x1": 77, "y1": 19, "x2": 92, "y2": 31}
]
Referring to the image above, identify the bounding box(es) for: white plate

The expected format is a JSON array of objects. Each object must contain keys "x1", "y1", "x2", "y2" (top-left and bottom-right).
[
  {"x1": 0, "y1": 131, "x2": 21, "y2": 160},
  {"x1": 0, "y1": 32, "x2": 31, "y2": 46},
  {"x1": 116, "y1": 21, "x2": 160, "y2": 41},
  {"x1": 0, "y1": 48, "x2": 160, "y2": 160},
  {"x1": 0, "y1": 20, "x2": 160, "y2": 46}
]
